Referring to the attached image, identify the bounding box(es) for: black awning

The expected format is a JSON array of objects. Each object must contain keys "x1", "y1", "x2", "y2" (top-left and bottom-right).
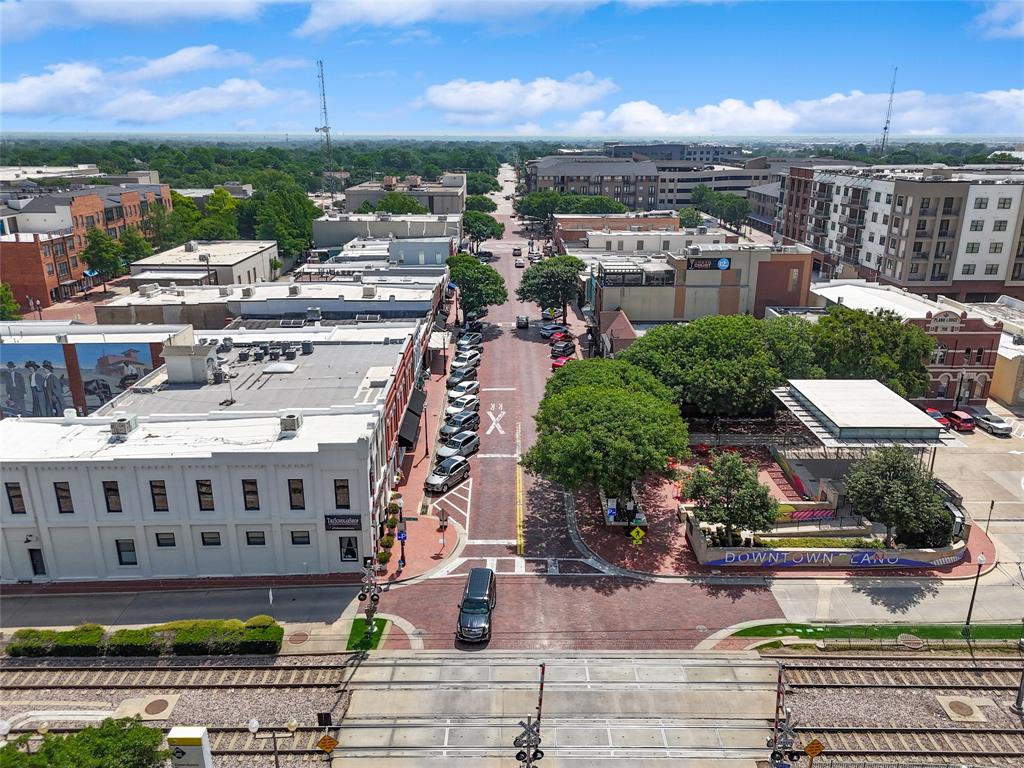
[
  {"x1": 407, "y1": 388, "x2": 427, "y2": 416},
  {"x1": 397, "y1": 408, "x2": 422, "y2": 449}
]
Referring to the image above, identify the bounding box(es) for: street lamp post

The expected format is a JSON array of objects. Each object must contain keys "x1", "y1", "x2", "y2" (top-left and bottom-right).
[
  {"x1": 248, "y1": 718, "x2": 298, "y2": 768},
  {"x1": 1010, "y1": 639, "x2": 1024, "y2": 717},
  {"x1": 961, "y1": 552, "x2": 987, "y2": 640}
]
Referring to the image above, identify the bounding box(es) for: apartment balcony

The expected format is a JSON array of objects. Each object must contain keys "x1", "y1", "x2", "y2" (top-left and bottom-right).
[
  {"x1": 811, "y1": 189, "x2": 833, "y2": 202},
  {"x1": 918, "y1": 207, "x2": 936, "y2": 217},
  {"x1": 911, "y1": 251, "x2": 930, "y2": 260},
  {"x1": 913, "y1": 230, "x2": 933, "y2": 240},
  {"x1": 941, "y1": 206, "x2": 961, "y2": 217},
  {"x1": 841, "y1": 195, "x2": 868, "y2": 208},
  {"x1": 838, "y1": 235, "x2": 862, "y2": 247},
  {"x1": 840, "y1": 215, "x2": 865, "y2": 227},
  {"x1": 937, "y1": 229, "x2": 956, "y2": 239},
  {"x1": 808, "y1": 224, "x2": 828, "y2": 237},
  {"x1": 930, "y1": 273, "x2": 950, "y2": 281}
]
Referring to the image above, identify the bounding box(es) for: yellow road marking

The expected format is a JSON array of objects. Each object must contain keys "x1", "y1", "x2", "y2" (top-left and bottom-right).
[{"x1": 515, "y1": 422, "x2": 524, "y2": 556}]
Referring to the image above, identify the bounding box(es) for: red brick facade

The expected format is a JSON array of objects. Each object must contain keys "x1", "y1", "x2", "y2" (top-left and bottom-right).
[
  {"x1": 0, "y1": 233, "x2": 80, "y2": 311},
  {"x1": 911, "y1": 309, "x2": 1003, "y2": 409}
]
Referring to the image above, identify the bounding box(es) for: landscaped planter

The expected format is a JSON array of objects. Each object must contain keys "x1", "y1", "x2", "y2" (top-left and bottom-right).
[
  {"x1": 684, "y1": 514, "x2": 969, "y2": 569},
  {"x1": 598, "y1": 486, "x2": 648, "y2": 527}
]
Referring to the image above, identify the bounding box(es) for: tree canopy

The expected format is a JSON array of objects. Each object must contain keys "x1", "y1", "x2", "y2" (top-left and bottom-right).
[
  {"x1": 691, "y1": 184, "x2": 751, "y2": 227},
  {"x1": 465, "y1": 194, "x2": 498, "y2": 212},
  {"x1": 515, "y1": 255, "x2": 585, "y2": 320},
  {"x1": 0, "y1": 717, "x2": 168, "y2": 768},
  {"x1": 845, "y1": 446, "x2": 952, "y2": 548},
  {"x1": 515, "y1": 191, "x2": 628, "y2": 220},
  {"x1": 521, "y1": 381, "x2": 689, "y2": 499},
  {"x1": 117, "y1": 227, "x2": 153, "y2": 264},
  {"x1": 812, "y1": 305, "x2": 934, "y2": 398},
  {"x1": 0, "y1": 283, "x2": 21, "y2": 320},
  {"x1": 466, "y1": 171, "x2": 502, "y2": 195},
  {"x1": 447, "y1": 253, "x2": 508, "y2": 317},
  {"x1": 685, "y1": 451, "x2": 779, "y2": 541},
  {"x1": 357, "y1": 192, "x2": 429, "y2": 215},
  {"x1": 678, "y1": 207, "x2": 703, "y2": 228},
  {"x1": 192, "y1": 187, "x2": 239, "y2": 239},
  {"x1": 80, "y1": 228, "x2": 122, "y2": 289},
  {"x1": 545, "y1": 357, "x2": 673, "y2": 402},
  {"x1": 462, "y1": 211, "x2": 504, "y2": 249}
]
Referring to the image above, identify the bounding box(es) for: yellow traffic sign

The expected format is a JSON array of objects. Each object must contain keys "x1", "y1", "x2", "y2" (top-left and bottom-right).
[
  {"x1": 804, "y1": 738, "x2": 825, "y2": 757},
  {"x1": 317, "y1": 734, "x2": 339, "y2": 753},
  {"x1": 629, "y1": 527, "x2": 645, "y2": 547}
]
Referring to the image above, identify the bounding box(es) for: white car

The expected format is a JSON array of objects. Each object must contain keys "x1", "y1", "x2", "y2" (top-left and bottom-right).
[
  {"x1": 976, "y1": 413, "x2": 1013, "y2": 436},
  {"x1": 514, "y1": 258, "x2": 525, "y2": 268},
  {"x1": 457, "y1": 333, "x2": 483, "y2": 349},
  {"x1": 452, "y1": 350, "x2": 481, "y2": 369},
  {"x1": 446, "y1": 394, "x2": 480, "y2": 416},
  {"x1": 448, "y1": 381, "x2": 480, "y2": 399}
]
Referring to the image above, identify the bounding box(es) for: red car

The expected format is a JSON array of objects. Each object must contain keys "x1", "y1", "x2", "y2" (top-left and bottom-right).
[
  {"x1": 921, "y1": 407, "x2": 950, "y2": 429},
  {"x1": 548, "y1": 331, "x2": 574, "y2": 345},
  {"x1": 944, "y1": 410, "x2": 976, "y2": 432},
  {"x1": 551, "y1": 356, "x2": 572, "y2": 372}
]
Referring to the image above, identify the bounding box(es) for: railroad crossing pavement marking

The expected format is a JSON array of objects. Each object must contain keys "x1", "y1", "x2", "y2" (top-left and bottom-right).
[
  {"x1": 515, "y1": 422, "x2": 525, "y2": 556},
  {"x1": 467, "y1": 539, "x2": 518, "y2": 545},
  {"x1": 485, "y1": 402, "x2": 506, "y2": 435},
  {"x1": 429, "y1": 478, "x2": 473, "y2": 532},
  {"x1": 427, "y1": 556, "x2": 605, "y2": 578}
]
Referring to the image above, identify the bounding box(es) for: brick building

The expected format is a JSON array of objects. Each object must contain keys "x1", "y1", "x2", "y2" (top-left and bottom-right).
[{"x1": 0, "y1": 232, "x2": 81, "y2": 310}]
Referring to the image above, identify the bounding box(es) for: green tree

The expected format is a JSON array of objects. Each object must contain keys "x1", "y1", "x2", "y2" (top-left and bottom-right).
[
  {"x1": 465, "y1": 194, "x2": 498, "y2": 212},
  {"x1": 466, "y1": 171, "x2": 501, "y2": 195},
  {"x1": 514, "y1": 190, "x2": 562, "y2": 222},
  {"x1": 167, "y1": 191, "x2": 202, "y2": 245},
  {"x1": 462, "y1": 211, "x2": 504, "y2": 251},
  {"x1": 521, "y1": 384, "x2": 689, "y2": 499},
  {"x1": 269, "y1": 257, "x2": 284, "y2": 276},
  {"x1": 0, "y1": 717, "x2": 169, "y2": 768},
  {"x1": 0, "y1": 282, "x2": 22, "y2": 320},
  {"x1": 812, "y1": 305, "x2": 934, "y2": 398},
  {"x1": 718, "y1": 194, "x2": 751, "y2": 227},
  {"x1": 515, "y1": 254, "x2": 585, "y2": 321},
  {"x1": 554, "y1": 195, "x2": 628, "y2": 214},
  {"x1": 191, "y1": 188, "x2": 239, "y2": 240},
  {"x1": 81, "y1": 228, "x2": 123, "y2": 291},
  {"x1": 140, "y1": 201, "x2": 176, "y2": 250},
  {"x1": 678, "y1": 207, "x2": 703, "y2": 228},
  {"x1": 447, "y1": 253, "x2": 508, "y2": 319},
  {"x1": 545, "y1": 358, "x2": 672, "y2": 401},
  {"x1": 685, "y1": 451, "x2": 779, "y2": 544},
  {"x1": 372, "y1": 192, "x2": 429, "y2": 214},
  {"x1": 117, "y1": 227, "x2": 153, "y2": 264},
  {"x1": 761, "y1": 315, "x2": 824, "y2": 381},
  {"x1": 354, "y1": 200, "x2": 377, "y2": 214},
  {"x1": 845, "y1": 446, "x2": 951, "y2": 547}
]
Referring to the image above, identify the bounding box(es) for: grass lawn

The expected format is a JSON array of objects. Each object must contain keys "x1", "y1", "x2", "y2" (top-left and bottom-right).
[
  {"x1": 346, "y1": 618, "x2": 389, "y2": 651},
  {"x1": 734, "y1": 623, "x2": 1023, "y2": 641}
]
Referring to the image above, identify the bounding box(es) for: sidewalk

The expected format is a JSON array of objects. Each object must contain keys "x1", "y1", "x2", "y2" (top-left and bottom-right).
[{"x1": 574, "y1": 475, "x2": 999, "y2": 582}]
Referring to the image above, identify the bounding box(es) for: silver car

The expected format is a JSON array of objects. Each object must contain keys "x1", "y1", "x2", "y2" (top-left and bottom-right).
[
  {"x1": 976, "y1": 413, "x2": 1013, "y2": 436},
  {"x1": 436, "y1": 430, "x2": 480, "y2": 460},
  {"x1": 446, "y1": 394, "x2": 480, "y2": 416},
  {"x1": 424, "y1": 456, "x2": 470, "y2": 493},
  {"x1": 448, "y1": 381, "x2": 480, "y2": 399},
  {"x1": 451, "y1": 350, "x2": 481, "y2": 369}
]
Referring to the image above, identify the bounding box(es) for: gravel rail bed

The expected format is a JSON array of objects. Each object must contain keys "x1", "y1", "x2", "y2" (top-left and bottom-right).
[{"x1": 0, "y1": 652, "x2": 362, "y2": 669}]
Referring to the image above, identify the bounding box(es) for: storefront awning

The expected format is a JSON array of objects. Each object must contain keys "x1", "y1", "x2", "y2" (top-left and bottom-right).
[
  {"x1": 397, "y1": 408, "x2": 422, "y2": 449},
  {"x1": 407, "y1": 388, "x2": 427, "y2": 416},
  {"x1": 429, "y1": 331, "x2": 452, "y2": 351},
  {"x1": 83, "y1": 269, "x2": 99, "y2": 277}
]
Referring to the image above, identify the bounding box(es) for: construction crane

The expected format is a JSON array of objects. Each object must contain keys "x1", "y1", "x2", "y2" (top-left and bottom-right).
[
  {"x1": 878, "y1": 66, "x2": 897, "y2": 158},
  {"x1": 315, "y1": 59, "x2": 335, "y2": 199}
]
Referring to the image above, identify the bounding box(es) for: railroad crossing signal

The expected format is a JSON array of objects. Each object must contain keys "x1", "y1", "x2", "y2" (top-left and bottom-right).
[
  {"x1": 317, "y1": 734, "x2": 338, "y2": 753},
  {"x1": 513, "y1": 716, "x2": 543, "y2": 765}
]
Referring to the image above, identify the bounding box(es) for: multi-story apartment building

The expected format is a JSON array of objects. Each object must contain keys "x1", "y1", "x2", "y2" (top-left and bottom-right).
[
  {"x1": 602, "y1": 142, "x2": 742, "y2": 163},
  {"x1": 798, "y1": 167, "x2": 1024, "y2": 300},
  {"x1": 776, "y1": 166, "x2": 815, "y2": 244},
  {"x1": 526, "y1": 156, "x2": 661, "y2": 210},
  {"x1": 747, "y1": 182, "x2": 781, "y2": 234},
  {"x1": 0, "y1": 184, "x2": 172, "y2": 310},
  {"x1": 653, "y1": 163, "x2": 773, "y2": 208}
]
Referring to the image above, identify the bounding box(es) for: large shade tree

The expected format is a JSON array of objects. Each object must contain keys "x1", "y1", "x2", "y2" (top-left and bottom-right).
[
  {"x1": 544, "y1": 358, "x2": 672, "y2": 401},
  {"x1": 465, "y1": 194, "x2": 497, "y2": 212},
  {"x1": 467, "y1": 172, "x2": 501, "y2": 195},
  {"x1": 447, "y1": 253, "x2": 507, "y2": 319},
  {"x1": 515, "y1": 255, "x2": 585, "y2": 321},
  {"x1": 462, "y1": 211, "x2": 504, "y2": 252},
  {"x1": 356, "y1": 192, "x2": 429, "y2": 215},
  {"x1": 678, "y1": 207, "x2": 703, "y2": 228},
  {"x1": 80, "y1": 228, "x2": 122, "y2": 290},
  {"x1": 685, "y1": 451, "x2": 779, "y2": 543},
  {"x1": 117, "y1": 227, "x2": 153, "y2": 264}
]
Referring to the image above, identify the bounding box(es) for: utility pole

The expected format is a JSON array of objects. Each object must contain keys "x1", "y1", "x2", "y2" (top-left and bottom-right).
[
  {"x1": 879, "y1": 66, "x2": 897, "y2": 158},
  {"x1": 315, "y1": 59, "x2": 336, "y2": 201}
]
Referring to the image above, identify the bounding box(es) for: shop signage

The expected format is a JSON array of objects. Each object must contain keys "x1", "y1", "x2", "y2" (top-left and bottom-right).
[
  {"x1": 688, "y1": 257, "x2": 731, "y2": 270},
  {"x1": 325, "y1": 514, "x2": 362, "y2": 531}
]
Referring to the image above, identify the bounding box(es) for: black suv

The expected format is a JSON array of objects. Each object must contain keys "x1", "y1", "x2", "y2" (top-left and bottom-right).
[
  {"x1": 456, "y1": 567, "x2": 495, "y2": 642},
  {"x1": 440, "y1": 410, "x2": 480, "y2": 438}
]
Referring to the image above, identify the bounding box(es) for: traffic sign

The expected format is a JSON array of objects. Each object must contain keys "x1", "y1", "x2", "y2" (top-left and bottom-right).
[
  {"x1": 629, "y1": 527, "x2": 645, "y2": 546},
  {"x1": 804, "y1": 739, "x2": 824, "y2": 757},
  {"x1": 317, "y1": 734, "x2": 339, "y2": 753},
  {"x1": 397, "y1": 531, "x2": 407, "y2": 541}
]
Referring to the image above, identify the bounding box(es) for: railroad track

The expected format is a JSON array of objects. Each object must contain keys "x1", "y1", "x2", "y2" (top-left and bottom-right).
[
  {"x1": 0, "y1": 663, "x2": 347, "y2": 690},
  {"x1": 784, "y1": 663, "x2": 1022, "y2": 689},
  {"x1": 794, "y1": 726, "x2": 1024, "y2": 765}
]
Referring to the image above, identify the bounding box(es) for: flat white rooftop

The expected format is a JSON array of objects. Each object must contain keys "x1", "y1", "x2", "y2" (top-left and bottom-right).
[
  {"x1": 105, "y1": 280, "x2": 437, "y2": 306},
  {"x1": 0, "y1": 321, "x2": 190, "y2": 345},
  {"x1": 133, "y1": 240, "x2": 276, "y2": 268},
  {"x1": 811, "y1": 281, "x2": 940, "y2": 320},
  {"x1": 787, "y1": 379, "x2": 940, "y2": 430}
]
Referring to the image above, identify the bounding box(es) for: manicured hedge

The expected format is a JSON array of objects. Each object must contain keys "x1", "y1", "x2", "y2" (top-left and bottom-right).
[
  {"x1": 5, "y1": 616, "x2": 284, "y2": 657},
  {"x1": 757, "y1": 537, "x2": 885, "y2": 549}
]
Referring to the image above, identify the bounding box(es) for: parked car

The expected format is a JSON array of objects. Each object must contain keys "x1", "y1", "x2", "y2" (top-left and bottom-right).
[
  {"x1": 975, "y1": 412, "x2": 1013, "y2": 436},
  {"x1": 512, "y1": 247, "x2": 523, "y2": 257},
  {"x1": 424, "y1": 456, "x2": 471, "y2": 493},
  {"x1": 920, "y1": 406, "x2": 950, "y2": 429},
  {"x1": 446, "y1": 394, "x2": 481, "y2": 417},
  {"x1": 466, "y1": 308, "x2": 488, "y2": 320},
  {"x1": 457, "y1": 332, "x2": 483, "y2": 349},
  {"x1": 539, "y1": 323, "x2": 568, "y2": 338},
  {"x1": 514, "y1": 258, "x2": 525, "y2": 268},
  {"x1": 528, "y1": 253, "x2": 543, "y2": 263},
  {"x1": 446, "y1": 366, "x2": 478, "y2": 388},
  {"x1": 440, "y1": 410, "x2": 480, "y2": 438},
  {"x1": 516, "y1": 315, "x2": 530, "y2": 329},
  {"x1": 548, "y1": 331, "x2": 574, "y2": 345},
  {"x1": 437, "y1": 430, "x2": 481, "y2": 460},
  {"x1": 551, "y1": 340, "x2": 575, "y2": 358},
  {"x1": 476, "y1": 251, "x2": 494, "y2": 259},
  {"x1": 459, "y1": 320, "x2": 484, "y2": 334},
  {"x1": 541, "y1": 308, "x2": 561, "y2": 321},
  {"x1": 456, "y1": 567, "x2": 496, "y2": 642},
  {"x1": 944, "y1": 410, "x2": 976, "y2": 432},
  {"x1": 452, "y1": 350, "x2": 482, "y2": 369},
  {"x1": 448, "y1": 381, "x2": 480, "y2": 399},
  {"x1": 551, "y1": 356, "x2": 572, "y2": 372}
]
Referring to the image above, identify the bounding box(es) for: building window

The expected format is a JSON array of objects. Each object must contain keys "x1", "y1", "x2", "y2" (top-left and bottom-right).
[
  {"x1": 246, "y1": 531, "x2": 266, "y2": 546},
  {"x1": 974, "y1": 198, "x2": 988, "y2": 209},
  {"x1": 874, "y1": 192, "x2": 881, "y2": 202},
  {"x1": 985, "y1": 263, "x2": 1000, "y2": 275},
  {"x1": 962, "y1": 264, "x2": 976, "y2": 275},
  {"x1": 916, "y1": 219, "x2": 927, "y2": 232},
  {"x1": 291, "y1": 530, "x2": 311, "y2": 546},
  {"x1": 896, "y1": 195, "x2": 905, "y2": 208},
  {"x1": 966, "y1": 242, "x2": 980, "y2": 253},
  {"x1": 976, "y1": 347, "x2": 985, "y2": 363},
  {"x1": 334, "y1": 479, "x2": 350, "y2": 509},
  {"x1": 115, "y1": 539, "x2": 137, "y2": 566},
  {"x1": 288, "y1": 479, "x2": 305, "y2": 510},
  {"x1": 242, "y1": 479, "x2": 260, "y2": 510},
  {"x1": 201, "y1": 531, "x2": 221, "y2": 546},
  {"x1": 102, "y1": 480, "x2": 122, "y2": 513},
  {"x1": 5, "y1": 482, "x2": 26, "y2": 514},
  {"x1": 46, "y1": 264, "x2": 54, "y2": 276},
  {"x1": 155, "y1": 532, "x2": 176, "y2": 548},
  {"x1": 970, "y1": 220, "x2": 984, "y2": 231},
  {"x1": 871, "y1": 212, "x2": 878, "y2": 223},
  {"x1": 990, "y1": 242, "x2": 1004, "y2": 254},
  {"x1": 994, "y1": 220, "x2": 1008, "y2": 232},
  {"x1": 662, "y1": 240, "x2": 670, "y2": 250},
  {"x1": 635, "y1": 240, "x2": 644, "y2": 251},
  {"x1": 931, "y1": 344, "x2": 947, "y2": 364},
  {"x1": 54, "y1": 482, "x2": 74, "y2": 514},
  {"x1": 913, "y1": 241, "x2": 923, "y2": 252},
  {"x1": 340, "y1": 536, "x2": 359, "y2": 562},
  {"x1": 909, "y1": 262, "x2": 919, "y2": 273},
  {"x1": 196, "y1": 480, "x2": 215, "y2": 511},
  {"x1": 150, "y1": 480, "x2": 169, "y2": 512},
  {"x1": 997, "y1": 197, "x2": 1012, "y2": 209}
]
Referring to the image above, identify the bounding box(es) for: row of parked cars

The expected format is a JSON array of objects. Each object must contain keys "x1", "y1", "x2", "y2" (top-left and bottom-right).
[
  {"x1": 920, "y1": 406, "x2": 1013, "y2": 435},
  {"x1": 424, "y1": 321, "x2": 486, "y2": 494}
]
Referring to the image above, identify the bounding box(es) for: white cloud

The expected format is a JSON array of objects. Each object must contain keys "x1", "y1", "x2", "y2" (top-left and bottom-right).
[
  {"x1": 124, "y1": 45, "x2": 252, "y2": 81},
  {"x1": 973, "y1": 1, "x2": 1024, "y2": 38},
  {"x1": 558, "y1": 89, "x2": 1024, "y2": 136},
  {"x1": 0, "y1": 62, "x2": 104, "y2": 115},
  {"x1": 421, "y1": 72, "x2": 617, "y2": 125},
  {"x1": 99, "y1": 78, "x2": 295, "y2": 123},
  {"x1": 514, "y1": 122, "x2": 545, "y2": 135}
]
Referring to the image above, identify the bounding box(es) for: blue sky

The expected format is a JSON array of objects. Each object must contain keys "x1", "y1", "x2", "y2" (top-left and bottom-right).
[{"x1": 1, "y1": 0, "x2": 1021, "y2": 136}]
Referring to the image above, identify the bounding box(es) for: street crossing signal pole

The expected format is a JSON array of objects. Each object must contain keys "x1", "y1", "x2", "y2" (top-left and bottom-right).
[
  {"x1": 513, "y1": 664, "x2": 546, "y2": 767},
  {"x1": 357, "y1": 558, "x2": 382, "y2": 639}
]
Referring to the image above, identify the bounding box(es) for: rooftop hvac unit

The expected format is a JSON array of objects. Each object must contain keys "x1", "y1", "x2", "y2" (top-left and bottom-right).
[
  {"x1": 218, "y1": 286, "x2": 233, "y2": 297},
  {"x1": 242, "y1": 286, "x2": 256, "y2": 298},
  {"x1": 1014, "y1": 334, "x2": 1024, "y2": 346},
  {"x1": 697, "y1": 226, "x2": 707, "y2": 234},
  {"x1": 185, "y1": 240, "x2": 198, "y2": 252},
  {"x1": 406, "y1": 175, "x2": 421, "y2": 187},
  {"x1": 688, "y1": 246, "x2": 701, "y2": 256},
  {"x1": 280, "y1": 413, "x2": 303, "y2": 433},
  {"x1": 362, "y1": 284, "x2": 377, "y2": 298},
  {"x1": 288, "y1": 284, "x2": 301, "y2": 296},
  {"x1": 306, "y1": 306, "x2": 322, "y2": 321},
  {"x1": 175, "y1": 288, "x2": 185, "y2": 297},
  {"x1": 110, "y1": 415, "x2": 138, "y2": 437}
]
